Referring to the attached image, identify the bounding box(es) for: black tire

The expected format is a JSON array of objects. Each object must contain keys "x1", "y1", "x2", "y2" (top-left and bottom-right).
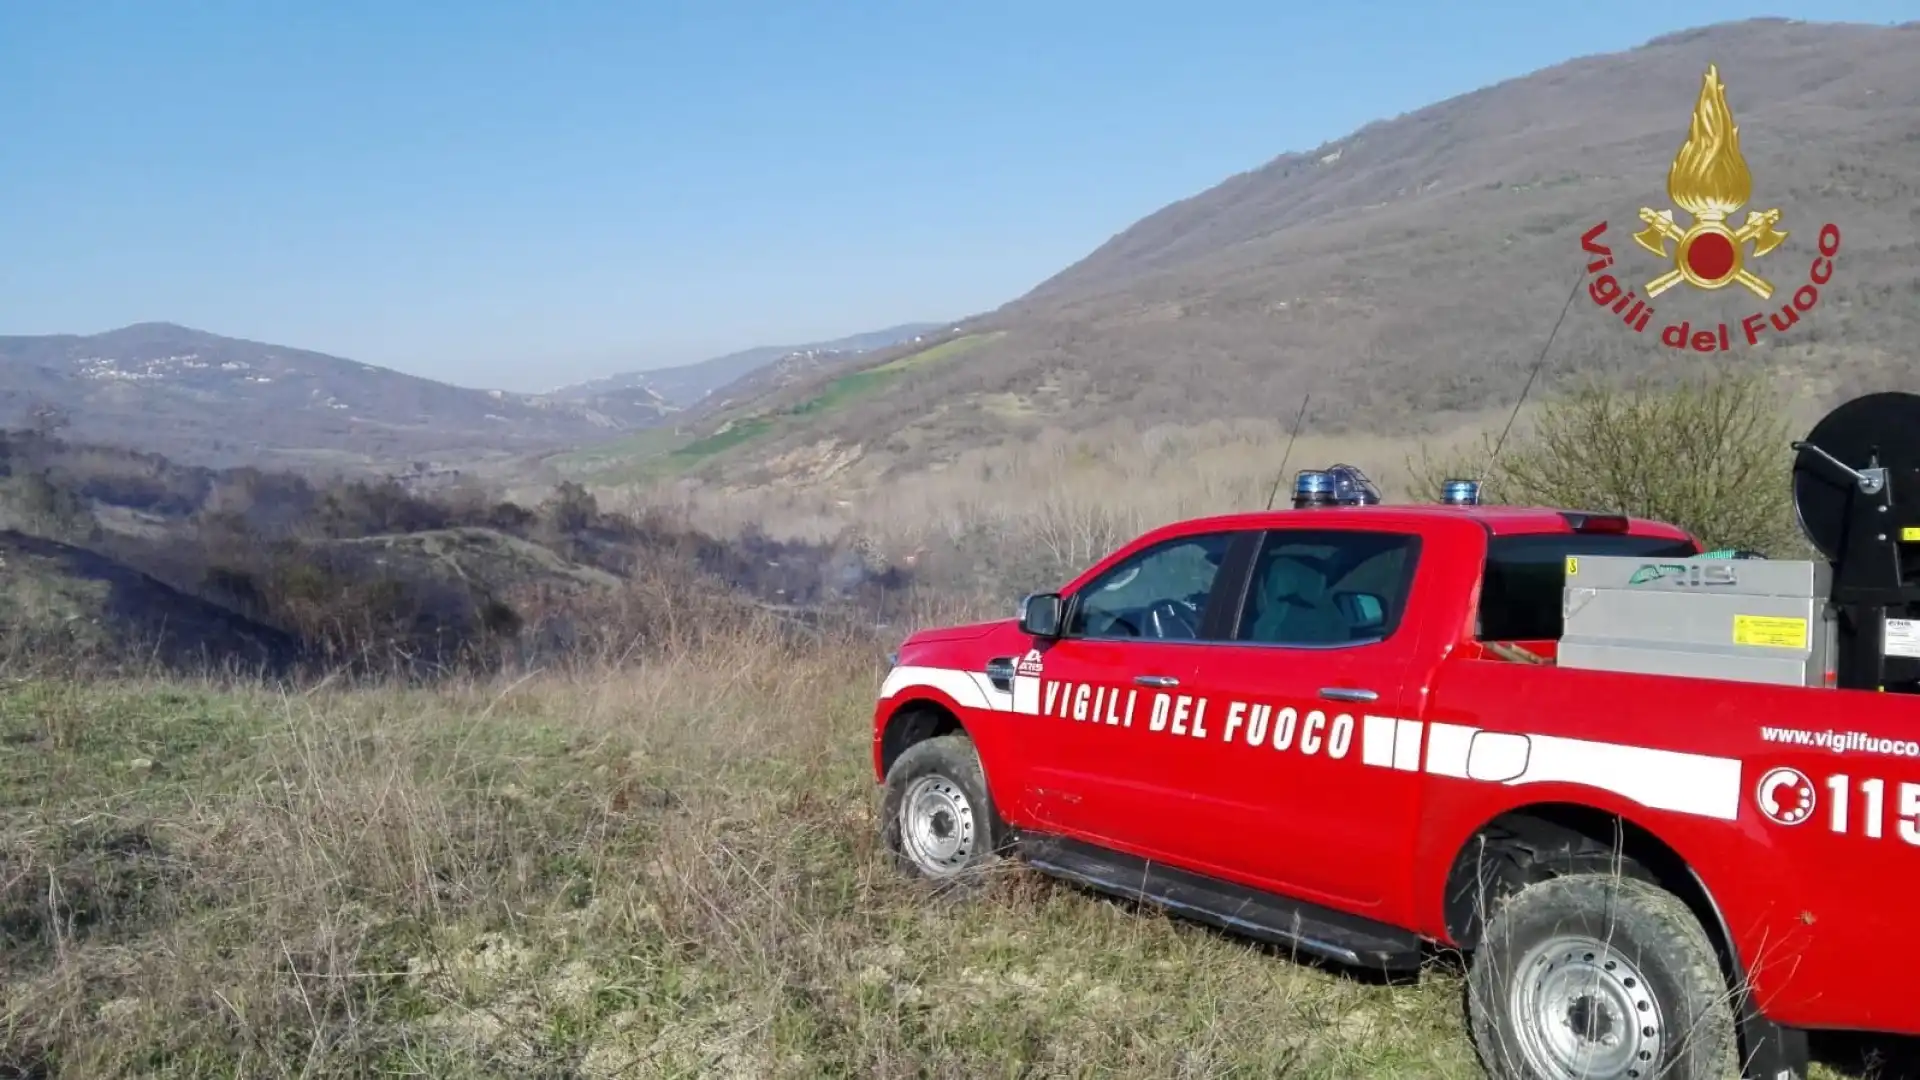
[
  {"x1": 880, "y1": 734, "x2": 1007, "y2": 889},
  {"x1": 1468, "y1": 873, "x2": 1739, "y2": 1080}
]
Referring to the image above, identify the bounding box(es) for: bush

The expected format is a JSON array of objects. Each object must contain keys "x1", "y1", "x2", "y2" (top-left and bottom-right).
[
  {"x1": 1411, "y1": 370, "x2": 1805, "y2": 555},
  {"x1": 0, "y1": 469, "x2": 98, "y2": 543}
]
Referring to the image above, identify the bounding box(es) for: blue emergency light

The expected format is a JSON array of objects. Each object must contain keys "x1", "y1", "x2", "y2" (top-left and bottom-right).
[
  {"x1": 1293, "y1": 466, "x2": 1382, "y2": 508},
  {"x1": 1327, "y1": 464, "x2": 1382, "y2": 506},
  {"x1": 1292, "y1": 470, "x2": 1335, "y2": 508},
  {"x1": 1442, "y1": 479, "x2": 1482, "y2": 506}
]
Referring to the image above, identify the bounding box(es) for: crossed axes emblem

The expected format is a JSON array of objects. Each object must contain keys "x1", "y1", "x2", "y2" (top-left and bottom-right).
[{"x1": 1632, "y1": 207, "x2": 1789, "y2": 299}]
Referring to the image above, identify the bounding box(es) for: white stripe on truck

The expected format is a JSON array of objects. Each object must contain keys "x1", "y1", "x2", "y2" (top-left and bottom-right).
[{"x1": 878, "y1": 668, "x2": 1743, "y2": 821}]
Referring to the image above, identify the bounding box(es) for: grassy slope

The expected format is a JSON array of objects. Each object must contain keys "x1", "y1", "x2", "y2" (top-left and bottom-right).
[
  {"x1": 549, "y1": 427, "x2": 688, "y2": 470},
  {"x1": 0, "y1": 631, "x2": 1475, "y2": 1078},
  {"x1": 559, "y1": 334, "x2": 1001, "y2": 486},
  {"x1": 784, "y1": 333, "x2": 1000, "y2": 418},
  {"x1": 333, "y1": 527, "x2": 624, "y2": 591},
  {"x1": 0, "y1": 629, "x2": 1887, "y2": 1078}
]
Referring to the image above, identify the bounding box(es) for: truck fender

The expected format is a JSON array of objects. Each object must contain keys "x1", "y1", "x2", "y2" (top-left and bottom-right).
[
  {"x1": 879, "y1": 662, "x2": 1010, "y2": 718},
  {"x1": 873, "y1": 687, "x2": 1038, "y2": 831},
  {"x1": 1416, "y1": 781, "x2": 1801, "y2": 975},
  {"x1": 873, "y1": 683, "x2": 973, "y2": 777}
]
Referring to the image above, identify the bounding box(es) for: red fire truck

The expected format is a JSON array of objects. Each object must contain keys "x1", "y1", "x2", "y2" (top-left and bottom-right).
[{"x1": 870, "y1": 392, "x2": 1920, "y2": 1080}]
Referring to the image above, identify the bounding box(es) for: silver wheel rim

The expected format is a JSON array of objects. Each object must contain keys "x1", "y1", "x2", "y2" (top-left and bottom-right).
[
  {"x1": 898, "y1": 774, "x2": 977, "y2": 876},
  {"x1": 1508, "y1": 933, "x2": 1665, "y2": 1080}
]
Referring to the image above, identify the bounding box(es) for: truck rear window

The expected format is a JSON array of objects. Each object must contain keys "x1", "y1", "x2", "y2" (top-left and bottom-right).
[{"x1": 1478, "y1": 533, "x2": 1699, "y2": 641}]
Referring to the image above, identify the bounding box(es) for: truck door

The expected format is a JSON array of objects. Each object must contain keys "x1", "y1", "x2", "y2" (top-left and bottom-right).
[
  {"x1": 1180, "y1": 524, "x2": 1432, "y2": 918},
  {"x1": 1019, "y1": 528, "x2": 1254, "y2": 856}
]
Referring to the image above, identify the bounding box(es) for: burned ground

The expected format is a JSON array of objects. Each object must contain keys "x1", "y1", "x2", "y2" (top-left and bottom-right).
[{"x1": 0, "y1": 432, "x2": 922, "y2": 678}]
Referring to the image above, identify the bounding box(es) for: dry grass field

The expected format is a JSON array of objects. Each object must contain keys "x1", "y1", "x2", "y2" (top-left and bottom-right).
[
  {"x1": 589, "y1": 409, "x2": 1512, "y2": 599},
  {"x1": 3, "y1": 616, "x2": 1491, "y2": 1080},
  {"x1": 6, "y1": 616, "x2": 1910, "y2": 1079}
]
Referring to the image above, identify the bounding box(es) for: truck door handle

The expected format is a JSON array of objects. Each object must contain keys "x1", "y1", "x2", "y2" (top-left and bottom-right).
[
  {"x1": 1319, "y1": 687, "x2": 1378, "y2": 703},
  {"x1": 1134, "y1": 674, "x2": 1180, "y2": 688}
]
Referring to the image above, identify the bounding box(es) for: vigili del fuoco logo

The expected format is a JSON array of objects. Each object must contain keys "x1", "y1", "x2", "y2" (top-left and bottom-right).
[{"x1": 1578, "y1": 64, "x2": 1841, "y2": 353}]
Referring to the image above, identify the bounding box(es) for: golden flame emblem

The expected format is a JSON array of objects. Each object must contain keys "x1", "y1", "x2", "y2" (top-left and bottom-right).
[{"x1": 1631, "y1": 64, "x2": 1788, "y2": 298}]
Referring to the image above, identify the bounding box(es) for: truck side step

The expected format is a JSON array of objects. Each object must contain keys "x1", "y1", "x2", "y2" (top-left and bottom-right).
[{"x1": 1018, "y1": 833, "x2": 1427, "y2": 973}]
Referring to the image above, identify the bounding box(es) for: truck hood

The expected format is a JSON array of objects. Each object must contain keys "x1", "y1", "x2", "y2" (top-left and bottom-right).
[{"x1": 904, "y1": 619, "x2": 1010, "y2": 645}]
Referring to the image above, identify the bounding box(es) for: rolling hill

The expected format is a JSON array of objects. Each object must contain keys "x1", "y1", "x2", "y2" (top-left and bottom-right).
[
  {"x1": 550, "y1": 322, "x2": 947, "y2": 410},
  {"x1": 0, "y1": 319, "x2": 960, "y2": 476},
  {"x1": 584, "y1": 18, "x2": 1920, "y2": 488},
  {"x1": 0, "y1": 323, "x2": 641, "y2": 470}
]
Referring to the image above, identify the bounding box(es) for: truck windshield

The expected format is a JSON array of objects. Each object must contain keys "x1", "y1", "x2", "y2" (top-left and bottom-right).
[{"x1": 1478, "y1": 533, "x2": 1700, "y2": 641}]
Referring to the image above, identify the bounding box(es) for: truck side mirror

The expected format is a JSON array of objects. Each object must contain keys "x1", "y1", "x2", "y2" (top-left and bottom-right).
[{"x1": 1018, "y1": 592, "x2": 1064, "y2": 639}]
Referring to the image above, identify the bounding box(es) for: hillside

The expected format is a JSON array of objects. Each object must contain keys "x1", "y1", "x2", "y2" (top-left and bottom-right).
[
  {"x1": 0, "y1": 323, "x2": 637, "y2": 470},
  {"x1": 551, "y1": 322, "x2": 947, "y2": 410},
  {"x1": 0, "y1": 422, "x2": 925, "y2": 674},
  {"x1": 583, "y1": 18, "x2": 1920, "y2": 489},
  {"x1": 0, "y1": 529, "x2": 300, "y2": 673}
]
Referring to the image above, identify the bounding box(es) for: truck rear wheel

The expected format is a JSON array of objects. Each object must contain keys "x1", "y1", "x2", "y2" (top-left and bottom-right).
[
  {"x1": 1468, "y1": 873, "x2": 1738, "y2": 1080},
  {"x1": 880, "y1": 734, "x2": 1006, "y2": 889}
]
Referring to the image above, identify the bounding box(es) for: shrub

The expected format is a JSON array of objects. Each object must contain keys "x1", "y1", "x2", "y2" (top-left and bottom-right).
[
  {"x1": 0, "y1": 469, "x2": 98, "y2": 543},
  {"x1": 1411, "y1": 370, "x2": 1805, "y2": 555}
]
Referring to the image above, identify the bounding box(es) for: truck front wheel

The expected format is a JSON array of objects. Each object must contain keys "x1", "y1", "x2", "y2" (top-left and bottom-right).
[
  {"x1": 1468, "y1": 873, "x2": 1738, "y2": 1080},
  {"x1": 880, "y1": 734, "x2": 1007, "y2": 889}
]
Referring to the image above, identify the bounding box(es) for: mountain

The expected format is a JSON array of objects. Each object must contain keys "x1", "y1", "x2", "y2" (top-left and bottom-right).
[
  {"x1": 0, "y1": 323, "x2": 631, "y2": 469},
  {"x1": 552, "y1": 322, "x2": 947, "y2": 411},
  {"x1": 634, "y1": 18, "x2": 1920, "y2": 482}
]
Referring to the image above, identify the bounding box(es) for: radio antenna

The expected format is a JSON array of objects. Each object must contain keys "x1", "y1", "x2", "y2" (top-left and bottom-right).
[
  {"x1": 1264, "y1": 393, "x2": 1313, "y2": 511},
  {"x1": 1487, "y1": 264, "x2": 1588, "y2": 471}
]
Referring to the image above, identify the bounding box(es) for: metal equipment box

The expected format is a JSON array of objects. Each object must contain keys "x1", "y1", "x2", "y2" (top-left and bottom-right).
[{"x1": 1558, "y1": 555, "x2": 1836, "y2": 687}]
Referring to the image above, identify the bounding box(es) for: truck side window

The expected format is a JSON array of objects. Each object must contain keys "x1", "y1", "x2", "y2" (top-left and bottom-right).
[
  {"x1": 1236, "y1": 531, "x2": 1420, "y2": 646},
  {"x1": 1065, "y1": 532, "x2": 1236, "y2": 641}
]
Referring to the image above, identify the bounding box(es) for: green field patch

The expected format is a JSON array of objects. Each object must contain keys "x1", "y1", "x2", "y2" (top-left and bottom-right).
[
  {"x1": 0, "y1": 681, "x2": 270, "y2": 806},
  {"x1": 787, "y1": 369, "x2": 894, "y2": 416},
  {"x1": 571, "y1": 333, "x2": 1000, "y2": 480},
  {"x1": 560, "y1": 427, "x2": 700, "y2": 485},
  {"x1": 667, "y1": 416, "x2": 774, "y2": 462},
  {"x1": 788, "y1": 332, "x2": 999, "y2": 417},
  {"x1": 555, "y1": 427, "x2": 687, "y2": 468},
  {"x1": 574, "y1": 414, "x2": 771, "y2": 483},
  {"x1": 872, "y1": 331, "x2": 1000, "y2": 373}
]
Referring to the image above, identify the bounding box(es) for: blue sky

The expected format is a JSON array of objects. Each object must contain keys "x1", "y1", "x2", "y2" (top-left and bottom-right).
[{"x1": 3, "y1": 1, "x2": 1909, "y2": 391}]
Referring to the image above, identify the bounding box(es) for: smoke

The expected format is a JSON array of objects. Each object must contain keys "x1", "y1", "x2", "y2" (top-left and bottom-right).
[{"x1": 689, "y1": 525, "x2": 912, "y2": 615}]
